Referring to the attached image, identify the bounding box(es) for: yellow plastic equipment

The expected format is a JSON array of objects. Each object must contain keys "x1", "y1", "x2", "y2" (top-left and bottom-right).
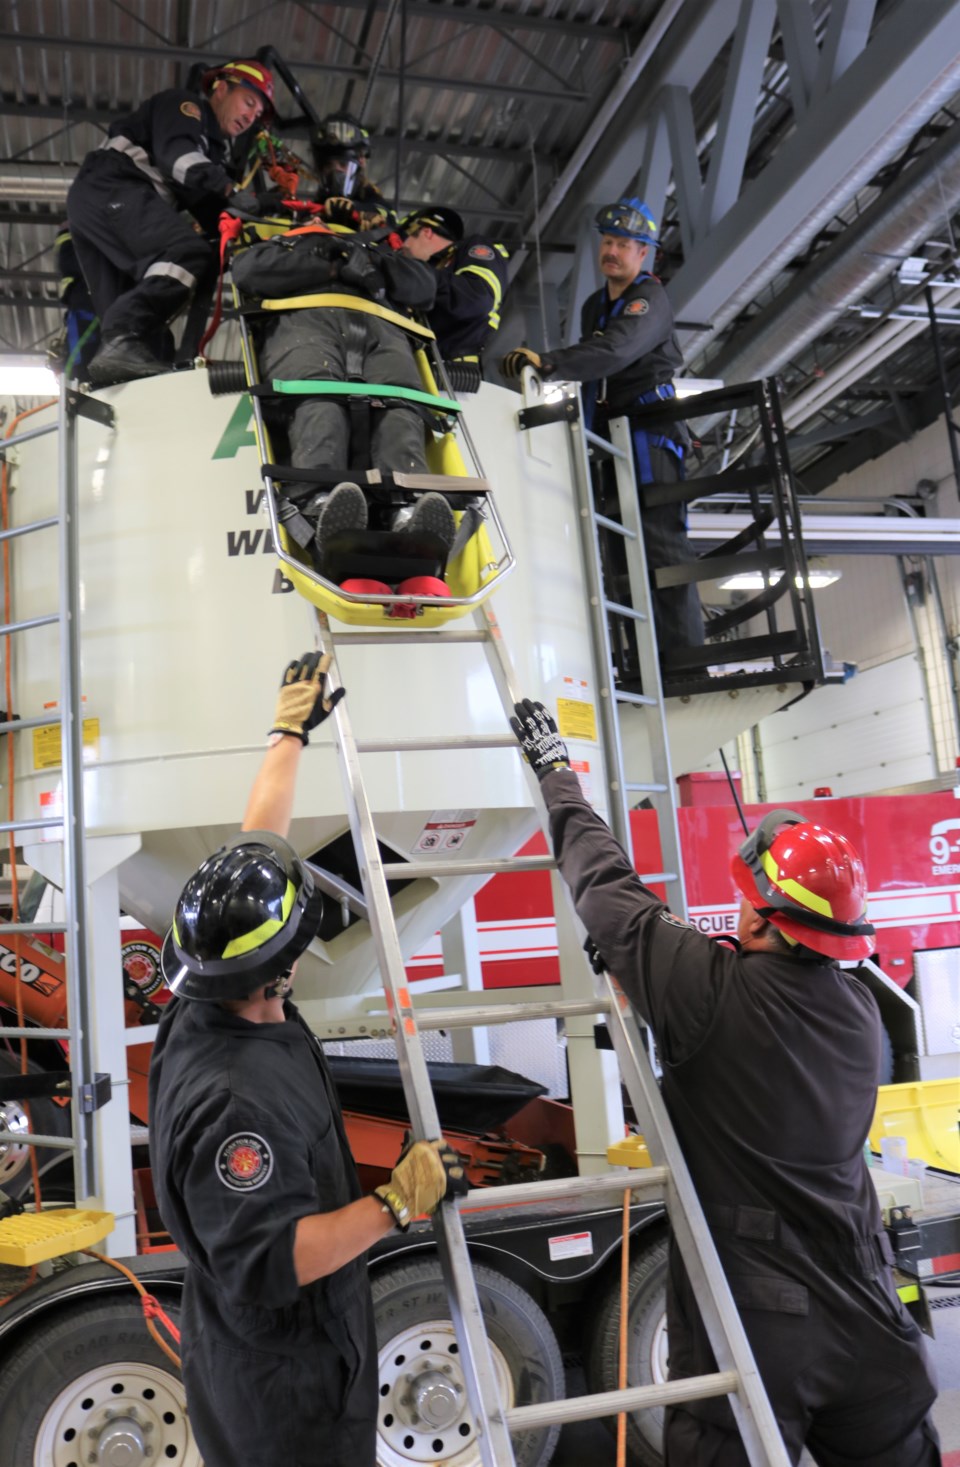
[
  {"x1": 869, "y1": 1079, "x2": 960, "y2": 1174},
  {"x1": 0, "y1": 1208, "x2": 115, "y2": 1266},
  {"x1": 606, "y1": 1133, "x2": 654, "y2": 1169},
  {"x1": 228, "y1": 223, "x2": 513, "y2": 628}
]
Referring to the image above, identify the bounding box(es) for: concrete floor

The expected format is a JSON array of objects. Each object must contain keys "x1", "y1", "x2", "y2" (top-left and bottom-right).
[{"x1": 551, "y1": 1285, "x2": 960, "y2": 1466}]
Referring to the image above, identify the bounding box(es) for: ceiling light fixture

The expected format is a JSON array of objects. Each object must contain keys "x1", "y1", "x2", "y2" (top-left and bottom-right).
[
  {"x1": 0, "y1": 357, "x2": 60, "y2": 398},
  {"x1": 718, "y1": 566, "x2": 843, "y2": 592}
]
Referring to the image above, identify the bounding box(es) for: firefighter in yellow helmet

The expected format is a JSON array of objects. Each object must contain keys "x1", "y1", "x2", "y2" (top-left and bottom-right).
[{"x1": 67, "y1": 59, "x2": 274, "y2": 385}]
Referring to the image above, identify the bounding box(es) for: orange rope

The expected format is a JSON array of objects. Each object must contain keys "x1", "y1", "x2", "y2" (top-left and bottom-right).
[
  {"x1": 84, "y1": 1250, "x2": 182, "y2": 1368},
  {"x1": 616, "y1": 1187, "x2": 630, "y2": 1467},
  {"x1": 2, "y1": 400, "x2": 58, "y2": 1213}
]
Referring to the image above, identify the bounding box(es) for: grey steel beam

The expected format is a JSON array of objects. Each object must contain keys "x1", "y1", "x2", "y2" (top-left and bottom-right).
[
  {"x1": 0, "y1": 33, "x2": 589, "y2": 103},
  {"x1": 671, "y1": 1, "x2": 960, "y2": 358},
  {"x1": 304, "y1": 0, "x2": 629, "y2": 42},
  {"x1": 698, "y1": 0, "x2": 775, "y2": 238}
]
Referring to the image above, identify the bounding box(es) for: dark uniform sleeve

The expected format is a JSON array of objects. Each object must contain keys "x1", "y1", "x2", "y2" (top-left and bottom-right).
[
  {"x1": 540, "y1": 281, "x2": 675, "y2": 383},
  {"x1": 150, "y1": 91, "x2": 232, "y2": 199},
  {"x1": 541, "y1": 766, "x2": 736, "y2": 1064},
  {"x1": 178, "y1": 1091, "x2": 317, "y2": 1310},
  {"x1": 378, "y1": 247, "x2": 438, "y2": 310},
  {"x1": 433, "y1": 241, "x2": 508, "y2": 339}
]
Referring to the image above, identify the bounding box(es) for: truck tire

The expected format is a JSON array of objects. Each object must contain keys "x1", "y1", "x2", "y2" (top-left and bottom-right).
[
  {"x1": 0, "y1": 1049, "x2": 72, "y2": 1201},
  {"x1": 584, "y1": 1234, "x2": 669, "y2": 1467},
  {"x1": 0, "y1": 1296, "x2": 200, "y2": 1466},
  {"x1": 371, "y1": 1258, "x2": 564, "y2": 1467}
]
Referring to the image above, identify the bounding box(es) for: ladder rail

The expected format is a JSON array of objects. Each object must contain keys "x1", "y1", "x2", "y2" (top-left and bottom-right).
[{"x1": 315, "y1": 611, "x2": 517, "y2": 1467}]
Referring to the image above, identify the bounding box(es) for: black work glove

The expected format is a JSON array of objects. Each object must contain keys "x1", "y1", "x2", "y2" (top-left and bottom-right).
[
  {"x1": 510, "y1": 698, "x2": 570, "y2": 781},
  {"x1": 338, "y1": 240, "x2": 386, "y2": 300},
  {"x1": 583, "y1": 935, "x2": 608, "y2": 976},
  {"x1": 229, "y1": 188, "x2": 263, "y2": 216},
  {"x1": 270, "y1": 652, "x2": 345, "y2": 745},
  {"x1": 322, "y1": 195, "x2": 360, "y2": 227},
  {"x1": 500, "y1": 347, "x2": 542, "y2": 379}
]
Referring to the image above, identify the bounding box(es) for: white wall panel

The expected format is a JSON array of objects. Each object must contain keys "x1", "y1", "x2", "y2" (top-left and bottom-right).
[
  {"x1": 757, "y1": 654, "x2": 933, "y2": 799},
  {"x1": 810, "y1": 556, "x2": 912, "y2": 672}
]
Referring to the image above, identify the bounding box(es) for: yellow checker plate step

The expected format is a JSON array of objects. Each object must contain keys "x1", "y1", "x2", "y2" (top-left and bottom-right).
[{"x1": 0, "y1": 1208, "x2": 114, "y2": 1266}]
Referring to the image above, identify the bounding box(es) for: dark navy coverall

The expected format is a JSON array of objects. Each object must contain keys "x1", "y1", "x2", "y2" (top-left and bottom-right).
[
  {"x1": 539, "y1": 274, "x2": 704, "y2": 655},
  {"x1": 67, "y1": 89, "x2": 232, "y2": 348},
  {"x1": 540, "y1": 765, "x2": 941, "y2": 1467},
  {"x1": 148, "y1": 997, "x2": 378, "y2": 1467},
  {"x1": 427, "y1": 235, "x2": 510, "y2": 364}
]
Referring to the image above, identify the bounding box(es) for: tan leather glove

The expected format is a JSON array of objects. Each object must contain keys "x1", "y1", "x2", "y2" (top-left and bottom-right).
[
  {"x1": 269, "y1": 652, "x2": 344, "y2": 745},
  {"x1": 500, "y1": 346, "x2": 542, "y2": 379},
  {"x1": 375, "y1": 1138, "x2": 467, "y2": 1230}
]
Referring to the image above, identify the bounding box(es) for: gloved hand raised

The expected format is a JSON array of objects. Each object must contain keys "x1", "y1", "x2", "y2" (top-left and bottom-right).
[
  {"x1": 375, "y1": 1138, "x2": 468, "y2": 1230},
  {"x1": 510, "y1": 698, "x2": 571, "y2": 781},
  {"x1": 323, "y1": 195, "x2": 360, "y2": 227},
  {"x1": 270, "y1": 652, "x2": 344, "y2": 745},
  {"x1": 500, "y1": 347, "x2": 542, "y2": 379}
]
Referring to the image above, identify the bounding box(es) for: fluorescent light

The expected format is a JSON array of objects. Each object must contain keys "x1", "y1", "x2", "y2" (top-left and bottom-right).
[
  {"x1": 718, "y1": 567, "x2": 843, "y2": 591},
  {"x1": 0, "y1": 357, "x2": 59, "y2": 397},
  {"x1": 674, "y1": 377, "x2": 724, "y2": 398}
]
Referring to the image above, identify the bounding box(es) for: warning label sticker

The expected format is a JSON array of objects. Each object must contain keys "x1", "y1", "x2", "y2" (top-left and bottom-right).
[
  {"x1": 32, "y1": 717, "x2": 100, "y2": 771},
  {"x1": 547, "y1": 1230, "x2": 594, "y2": 1262},
  {"x1": 556, "y1": 698, "x2": 597, "y2": 742},
  {"x1": 413, "y1": 810, "x2": 479, "y2": 854}
]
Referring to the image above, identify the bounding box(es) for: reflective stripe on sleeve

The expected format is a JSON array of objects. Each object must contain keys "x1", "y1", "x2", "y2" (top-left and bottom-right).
[
  {"x1": 100, "y1": 136, "x2": 174, "y2": 202},
  {"x1": 172, "y1": 149, "x2": 212, "y2": 186},
  {"x1": 144, "y1": 260, "x2": 198, "y2": 289},
  {"x1": 458, "y1": 263, "x2": 503, "y2": 328}
]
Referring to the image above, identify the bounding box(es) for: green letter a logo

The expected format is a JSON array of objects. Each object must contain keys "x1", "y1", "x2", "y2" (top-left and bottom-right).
[{"x1": 213, "y1": 398, "x2": 257, "y2": 460}]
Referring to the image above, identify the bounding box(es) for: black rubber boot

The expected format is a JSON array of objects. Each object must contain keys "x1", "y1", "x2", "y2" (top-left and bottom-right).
[
  {"x1": 87, "y1": 336, "x2": 167, "y2": 385},
  {"x1": 314, "y1": 482, "x2": 369, "y2": 561}
]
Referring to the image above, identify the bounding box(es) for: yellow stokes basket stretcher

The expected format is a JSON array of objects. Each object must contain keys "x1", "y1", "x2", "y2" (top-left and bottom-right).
[{"x1": 219, "y1": 214, "x2": 514, "y2": 628}]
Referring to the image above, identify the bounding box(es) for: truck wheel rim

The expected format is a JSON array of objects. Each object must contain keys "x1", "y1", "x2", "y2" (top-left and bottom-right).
[
  {"x1": 0, "y1": 1096, "x2": 30, "y2": 1185},
  {"x1": 651, "y1": 1312, "x2": 669, "y2": 1386},
  {"x1": 377, "y1": 1317, "x2": 514, "y2": 1466},
  {"x1": 35, "y1": 1360, "x2": 199, "y2": 1467}
]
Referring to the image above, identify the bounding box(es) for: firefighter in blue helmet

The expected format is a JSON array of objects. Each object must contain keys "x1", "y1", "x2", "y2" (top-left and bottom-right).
[
  {"x1": 501, "y1": 199, "x2": 703, "y2": 661},
  {"x1": 149, "y1": 653, "x2": 467, "y2": 1467}
]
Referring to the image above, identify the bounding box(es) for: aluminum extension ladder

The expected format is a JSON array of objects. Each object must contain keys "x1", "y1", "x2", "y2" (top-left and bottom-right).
[
  {"x1": 313, "y1": 416, "x2": 791, "y2": 1467},
  {"x1": 0, "y1": 388, "x2": 111, "y2": 1206}
]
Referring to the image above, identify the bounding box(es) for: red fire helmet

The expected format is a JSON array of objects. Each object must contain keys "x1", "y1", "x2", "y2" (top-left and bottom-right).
[
  {"x1": 731, "y1": 808, "x2": 875, "y2": 961},
  {"x1": 202, "y1": 59, "x2": 275, "y2": 121}
]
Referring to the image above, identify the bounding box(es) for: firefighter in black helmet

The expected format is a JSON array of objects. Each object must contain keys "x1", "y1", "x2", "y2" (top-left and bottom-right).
[
  {"x1": 311, "y1": 111, "x2": 389, "y2": 227},
  {"x1": 400, "y1": 206, "x2": 510, "y2": 379},
  {"x1": 149, "y1": 653, "x2": 467, "y2": 1467},
  {"x1": 67, "y1": 59, "x2": 274, "y2": 386}
]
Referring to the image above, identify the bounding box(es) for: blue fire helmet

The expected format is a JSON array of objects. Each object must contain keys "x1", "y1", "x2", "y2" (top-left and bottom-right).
[{"x1": 594, "y1": 198, "x2": 658, "y2": 245}]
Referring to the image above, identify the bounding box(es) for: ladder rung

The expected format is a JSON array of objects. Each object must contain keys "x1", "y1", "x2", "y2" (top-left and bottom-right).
[
  {"x1": 463, "y1": 1167, "x2": 668, "y2": 1210},
  {"x1": 0, "y1": 515, "x2": 58, "y2": 545},
  {"x1": 0, "y1": 816, "x2": 63, "y2": 835},
  {"x1": 0, "y1": 921, "x2": 67, "y2": 935},
  {"x1": 604, "y1": 599, "x2": 647, "y2": 622},
  {"x1": 335, "y1": 629, "x2": 490, "y2": 646},
  {"x1": 624, "y1": 782, "x2": 667, "y2": 794},
  {"x1": 381, "y1": 855, "x2": 556, "y2": 880},
  {"x1": 615, "y1": 689, "x2": 657, "y2": 707},
  {"x1": 357, "y1": 734, "x2": 516, "y2": 754},
  {"x1": 0, "y1": 1131, "x2": 76, "y2": 1150},
  {"x1": 638, "y1": 871, "x2": 677, "y2": 885},
  {"x1": 594, "y1": 512, "x2": 637, "y2": 539},
  {"x1": 0, "y1": 714, "x2": 63, "y2": 735},
  {"x1": 505, "y1": 1370, "x2": 740, "y2": 1431},
  {"x1": 0, "y1": 1026, "x2": 75, "y2": 1039},
  {"x1": 584, "y1": 429, "x2": 629, "y2": 461},
  {"x1": 0, "y1": 613, "x2": 58, "y2": 638},
  {"x1": 416, "y1": 997, "x2": 611, "y2": 1030}
]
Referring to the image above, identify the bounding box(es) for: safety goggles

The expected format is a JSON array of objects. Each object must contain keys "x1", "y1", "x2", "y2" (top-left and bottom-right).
[{"x1": 594, "y1": 202, "x2": 656, "y2": 240}]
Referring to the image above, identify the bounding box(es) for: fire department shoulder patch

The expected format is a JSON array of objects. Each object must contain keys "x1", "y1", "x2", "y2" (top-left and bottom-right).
[
  {"x1": 216, "y1": 1133, "x2": 274, "y2": 1192},
  {"x1": 659, "y1": 910, "x2": 690, "y2": 930},
  {"x1": 180, "y1": 101, "x2": 202, "y2": 121},
  {"x1": 624, "y1": 299, "x2": 649, "y2": 316},
  {"x1": 468, "y1": 243, "x2": 495, "y2": 261}
]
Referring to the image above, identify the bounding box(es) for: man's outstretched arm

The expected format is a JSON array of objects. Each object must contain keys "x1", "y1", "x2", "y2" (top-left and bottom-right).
[{"x1": 242, "y1": 651, "x2": 344, "y2": 837}]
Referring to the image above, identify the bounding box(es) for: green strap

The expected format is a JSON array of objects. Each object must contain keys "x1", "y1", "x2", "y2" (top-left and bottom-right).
[{"x1": 271, "y1": 379, "x2": 461, "y2": 413}]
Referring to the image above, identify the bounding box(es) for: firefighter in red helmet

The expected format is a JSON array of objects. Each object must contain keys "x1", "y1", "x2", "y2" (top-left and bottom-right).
[
  {"x1": 510, "y1": 700, "x2": 941, "y2": 1467},
  {"x1": 67, "y1": 59, "x2": 274, "y2": 385}
]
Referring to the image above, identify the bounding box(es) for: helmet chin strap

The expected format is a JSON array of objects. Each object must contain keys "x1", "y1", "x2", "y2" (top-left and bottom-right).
[{"x1": 262, "y1": 968, "x2": 294, "y2": 1001}]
